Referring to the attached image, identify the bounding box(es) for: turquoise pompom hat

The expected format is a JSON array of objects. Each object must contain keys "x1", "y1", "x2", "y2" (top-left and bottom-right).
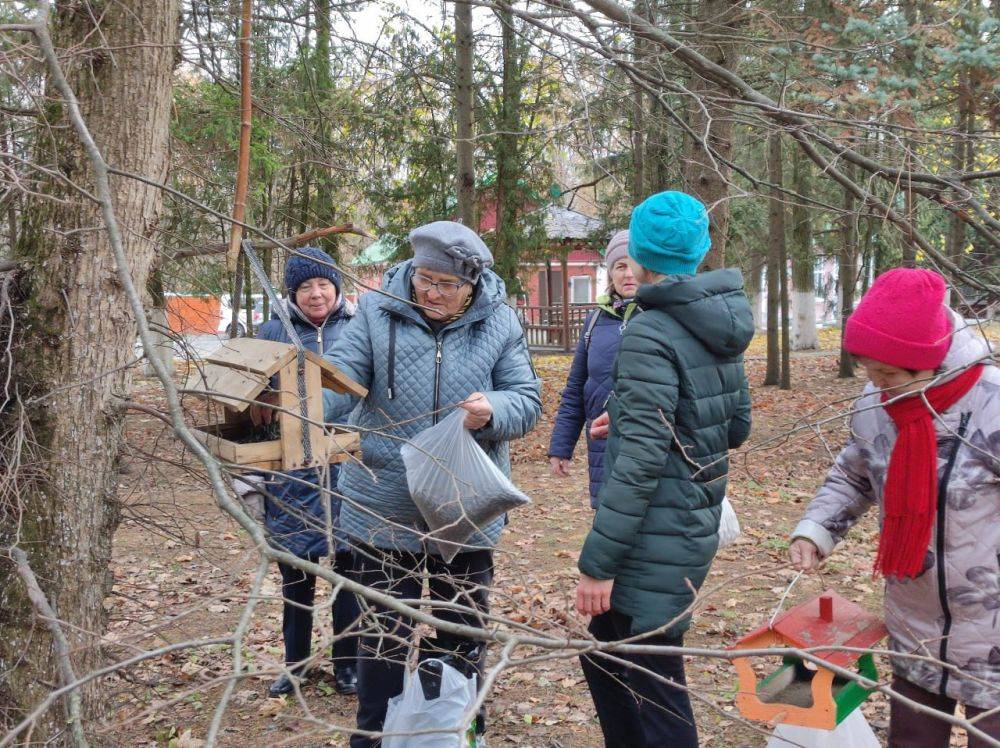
[{"x1": 628, "y1": 191, "x2": 711, "y2": 275}]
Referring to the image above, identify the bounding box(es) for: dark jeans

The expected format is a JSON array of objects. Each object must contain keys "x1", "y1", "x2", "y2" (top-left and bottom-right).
[
  {"x1": 580, "y1": 609, "x2": 698, "y2": 748},
  {"x1": 888, "y1": 676, "x2": 1000, "y2": 747},
  {"x1": 277, "y1": 550, "x2": 359, "y2": 672},
  {"x1": 349, "y1": 543, "x2": 493, "y2": 748}
]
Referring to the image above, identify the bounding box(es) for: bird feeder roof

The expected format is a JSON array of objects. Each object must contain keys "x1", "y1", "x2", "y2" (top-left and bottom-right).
[
  {"x1": 186, "y1": 337, "x2": 366, "y2": 411},
  {"x1": 734, "y1": 590, "x2": 887, "y2": 669}
]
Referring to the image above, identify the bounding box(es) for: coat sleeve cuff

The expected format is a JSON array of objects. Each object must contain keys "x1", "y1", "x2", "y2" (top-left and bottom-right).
[{"x1": 790, "y1": 519, "x2": 836, "y2": 558}]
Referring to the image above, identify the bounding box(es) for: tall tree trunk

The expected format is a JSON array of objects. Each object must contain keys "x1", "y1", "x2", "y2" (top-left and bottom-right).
[
  {"x1": 945, "y1": 72, "x2": 975, "y2": 271},
  {"x1": 454, "y1": 0, "x2": 476, "y2": 227},
  {"x1": 311, "y1": 0, "x2": 339, "y2": 258},
  {"x1": 898, "y1": 0, "x2": 918, "y2": 269},
  {"x1": 839, "y1": 174, "x2": 858, "y2": 378},
  {"x1": 1, "y1": 0, "x2": 178, "y2": 735},
  {"x1": 630, "y1": 84, "x2": 645, "y2": 203},
  {"x1": 744, "y1": 253, "x2": 764, "y2": 331},
  {"x1": 492, "y1": 6, "x2": 523, "y2": 290},
  {"x1": 2, "y1": 121, "x2": 18, "y2": 254},
  {"x1": 775, "y1": 145, "x2": 791, "y2": 390},
  {"x1": 685, "y1": 0, "x2": 741, "y2": 270},
  {"x1": 630, "y1": 3, "x2": 646, "y2": 203},
  {"x1": 764, "y1": 132, "x2": 783, "y2": 386},
  {"x1": 790, "y1": 149, "x2": 818, "y2": 350}
]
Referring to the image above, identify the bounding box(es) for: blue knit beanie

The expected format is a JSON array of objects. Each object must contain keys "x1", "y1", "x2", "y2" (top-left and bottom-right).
[
  {"x1": 628, "y1": 191, "x2": 711, "y2": 275},
  {"x1": 284, "y1": 246, "x2": 341, "y2": 294}
]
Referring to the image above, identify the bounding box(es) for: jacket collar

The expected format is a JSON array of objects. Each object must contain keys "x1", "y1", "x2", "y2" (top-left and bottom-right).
[
  {"x1": 283, "y1": 294, "x2": 353, "y2": 331},
  {"x1": 596, "y1": 293, "x2": 639, "y2": 320}
]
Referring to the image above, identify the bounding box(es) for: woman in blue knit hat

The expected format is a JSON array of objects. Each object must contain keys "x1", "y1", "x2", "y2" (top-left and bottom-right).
[
  {"x1": 246, "y1": 246, "x2": 360, "y2": 698},
  {"x1": 575, "y1": 192, "x2": 753, "y2": 747}
]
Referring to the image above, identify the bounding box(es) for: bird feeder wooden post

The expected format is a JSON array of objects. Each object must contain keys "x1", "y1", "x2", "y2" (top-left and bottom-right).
[
  {"x1": 732, "y1": 590, "x2": 887, "y2": 730},
  {"x1": 186, "y1": 338, "x2": 367, "y2": 471}
]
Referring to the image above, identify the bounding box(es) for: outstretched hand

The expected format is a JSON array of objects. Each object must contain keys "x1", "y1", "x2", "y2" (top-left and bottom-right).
[{"x1": 789, "y1": 538, "x2": 821, "y2": 571}]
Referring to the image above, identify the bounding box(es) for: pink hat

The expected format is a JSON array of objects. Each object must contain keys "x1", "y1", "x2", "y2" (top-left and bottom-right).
[{"x1": 843, "y1": 268, "x2": 952, "y2": 371}]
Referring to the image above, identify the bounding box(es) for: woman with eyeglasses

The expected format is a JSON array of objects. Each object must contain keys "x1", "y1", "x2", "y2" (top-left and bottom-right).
[{"x1": 323, "y1": 220, "x2": 542, "y2": 747}]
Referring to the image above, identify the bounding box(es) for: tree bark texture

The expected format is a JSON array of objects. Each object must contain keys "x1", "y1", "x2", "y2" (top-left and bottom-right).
[
  {"x1": 946, "y1": 73, "x2": 975, "y2": 268},
  {"x1": 790, "y1": 148, "x2": 818, "y2": 350},
  {"x1": 839, "y1": 177, "x2": 859, "y2": 378},
  {"x1": 454, "y1": 0, "x2": 477, "y2": 227},
  {"x1": 311, "y1": 0, "x2": 340, "y2": 259},
  {"x1": 684, "y1": 0, "x2": 741, "y2": 270},
  {"x1": 1, "y1": 0, "x2": 178, "y2": 735},
  {"x1": 763, "y1": 132, "x2": 782, "y2": 386},
  {"x1": 492, "y1": 5, "x2": 524, "y2": 291}
]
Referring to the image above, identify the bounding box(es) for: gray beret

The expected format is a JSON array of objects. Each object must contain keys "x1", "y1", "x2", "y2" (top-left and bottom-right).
[{"x1": 408, "y1": 221, "x2": 494, "y2": 284}]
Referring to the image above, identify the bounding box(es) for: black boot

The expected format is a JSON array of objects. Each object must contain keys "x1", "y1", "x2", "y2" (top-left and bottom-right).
[
  {"x1": 334, "y1": 665, "x2": 358, "y2": 695},
  {"x1": 268, "y1": 670, "x2": 309, "y2": 697}
]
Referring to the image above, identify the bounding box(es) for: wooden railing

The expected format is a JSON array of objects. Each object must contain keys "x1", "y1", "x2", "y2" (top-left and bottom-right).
[{"x1": 516, "y1": 303, "x2": 598, "y2": 353}]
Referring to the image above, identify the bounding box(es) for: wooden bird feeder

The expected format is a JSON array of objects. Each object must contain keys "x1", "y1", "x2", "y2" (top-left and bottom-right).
[
  {"x1": 186, "y1": 338, "x2": 367, "y2": 471},
  {"x1": 732, "y1": 590, "x2": 887, "y2": 730}
]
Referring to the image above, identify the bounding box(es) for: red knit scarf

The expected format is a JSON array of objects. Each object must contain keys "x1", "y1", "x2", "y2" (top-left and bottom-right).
[{"x1": 875, "y1": 364, "x2": 983, "y2": 578}]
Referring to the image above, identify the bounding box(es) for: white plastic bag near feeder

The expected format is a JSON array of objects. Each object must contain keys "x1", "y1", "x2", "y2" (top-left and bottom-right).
[
  {"x1": 766, "y1": 708, "x2": 879, "y2": 748},
  {"x1": 718, "y1": 496, "x2": 741, "y2": 548}
]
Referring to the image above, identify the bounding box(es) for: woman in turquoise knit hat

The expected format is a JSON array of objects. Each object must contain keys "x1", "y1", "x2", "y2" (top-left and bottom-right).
[{"x1": 575, "y1": 191, "x2": 753, "y2": 747}]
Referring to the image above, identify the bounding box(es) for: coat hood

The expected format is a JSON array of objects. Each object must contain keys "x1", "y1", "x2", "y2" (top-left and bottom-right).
[
  {"x1": 941, "y1": 309, "x2": 994, "y2": 372},
  {"x1": 637, "y1": 269, "x2": 753, "y2": 358}
]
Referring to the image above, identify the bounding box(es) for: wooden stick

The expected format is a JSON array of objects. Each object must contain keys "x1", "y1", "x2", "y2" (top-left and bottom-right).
[{"x1": 225, "y1": 0, "x2": 253, "y2": 274}]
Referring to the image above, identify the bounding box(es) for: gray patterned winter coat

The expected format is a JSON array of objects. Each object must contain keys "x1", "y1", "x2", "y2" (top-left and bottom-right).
[
  {"x1": 792, "y1": 312, "x2": 1000, "y2": 709},
  {"x1": 323, "y1": 259, "x2": 542, "y2": 553}
]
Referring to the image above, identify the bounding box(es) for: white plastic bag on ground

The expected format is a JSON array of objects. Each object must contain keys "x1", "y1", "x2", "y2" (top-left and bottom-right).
[
  {"x1": 718, "y1": 496, "x2": 741, "y2": 549},
  {"x1": 382, "y1": 658, "x2": 478, "y2": 748},
  {"x1": 766, "y1": 709, "x2": 880, "y2": 748},
  {"x1": 401, "y1": 409, "x2": 530, "y2": 561}
]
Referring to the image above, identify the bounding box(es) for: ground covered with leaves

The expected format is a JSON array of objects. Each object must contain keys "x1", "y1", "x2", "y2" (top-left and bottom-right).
[{"x1": 103, "y1": 336, "x2": 979, "y2": 747}]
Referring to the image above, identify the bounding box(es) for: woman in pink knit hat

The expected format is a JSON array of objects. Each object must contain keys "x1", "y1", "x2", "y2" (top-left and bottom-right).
[{"x1": 788, "y1": 268, "x2": 999, "y2": 746}]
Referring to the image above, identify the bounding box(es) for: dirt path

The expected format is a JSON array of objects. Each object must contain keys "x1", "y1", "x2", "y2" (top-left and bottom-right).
[{"x1": 101, "y1": 347, "x2": 972, "y2": 747}]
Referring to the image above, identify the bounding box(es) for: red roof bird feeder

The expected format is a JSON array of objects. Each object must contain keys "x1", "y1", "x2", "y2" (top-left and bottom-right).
[{"x1": 732, "y1": 590, "x2": 887, "y2": 730}]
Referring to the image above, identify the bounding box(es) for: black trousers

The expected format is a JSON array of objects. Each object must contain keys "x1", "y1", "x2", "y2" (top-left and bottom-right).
[
  {"x1": 580, "y1": 609, "x2": 698, "y2": 748},
  {"x1": 349, "y1": 543, "x2": 493, "y2": 748},
  {"x1": 277, "y1": 550, "x2": 360, "y2": 671}
]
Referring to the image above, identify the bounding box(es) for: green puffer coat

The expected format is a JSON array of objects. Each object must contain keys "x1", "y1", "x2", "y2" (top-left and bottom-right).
[{"x1": 578, "y1": 269, "x2": 753, "y2": 635}]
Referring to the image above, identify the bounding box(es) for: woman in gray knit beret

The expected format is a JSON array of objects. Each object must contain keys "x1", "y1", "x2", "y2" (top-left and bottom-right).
[{"x1": 324, "y1": 220, "x2": 542, "y2": 747}]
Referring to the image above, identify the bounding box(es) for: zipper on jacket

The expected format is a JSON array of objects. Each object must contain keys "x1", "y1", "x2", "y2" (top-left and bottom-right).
[
  {"x1": 387, "y1": 316, "x2": 397, "y2": 400},
  {"x1": 935, "y1": 411, "x2": 970, "y2": 696},
  {"x1": 432, "y1": 336, "x2": 443, "y2": 424}
]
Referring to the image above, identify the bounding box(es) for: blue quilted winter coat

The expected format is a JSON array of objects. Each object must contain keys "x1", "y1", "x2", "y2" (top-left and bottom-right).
[
  {"x1": 548, "y1": 297, "x2": 639, "y2": 508},
  {"x1": 324, "y1": 259, "x2": 542, "y2": 554},
  {"x1": 255, "y1": 297, "x2": 354, "y2": 558}
]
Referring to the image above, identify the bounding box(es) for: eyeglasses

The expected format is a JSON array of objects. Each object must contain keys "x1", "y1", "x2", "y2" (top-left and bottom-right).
[{"x1": 412, "y1": 273, "x2": 466, "y2": 298}]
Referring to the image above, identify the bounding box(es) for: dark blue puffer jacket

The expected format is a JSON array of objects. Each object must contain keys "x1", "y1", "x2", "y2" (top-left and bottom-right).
[
  {"x1": 548, "y1": 298, "x2": 639, "y2": 508},
  {"x1": 255, "y1": 297, "x2": 355, "y2": 558}
]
